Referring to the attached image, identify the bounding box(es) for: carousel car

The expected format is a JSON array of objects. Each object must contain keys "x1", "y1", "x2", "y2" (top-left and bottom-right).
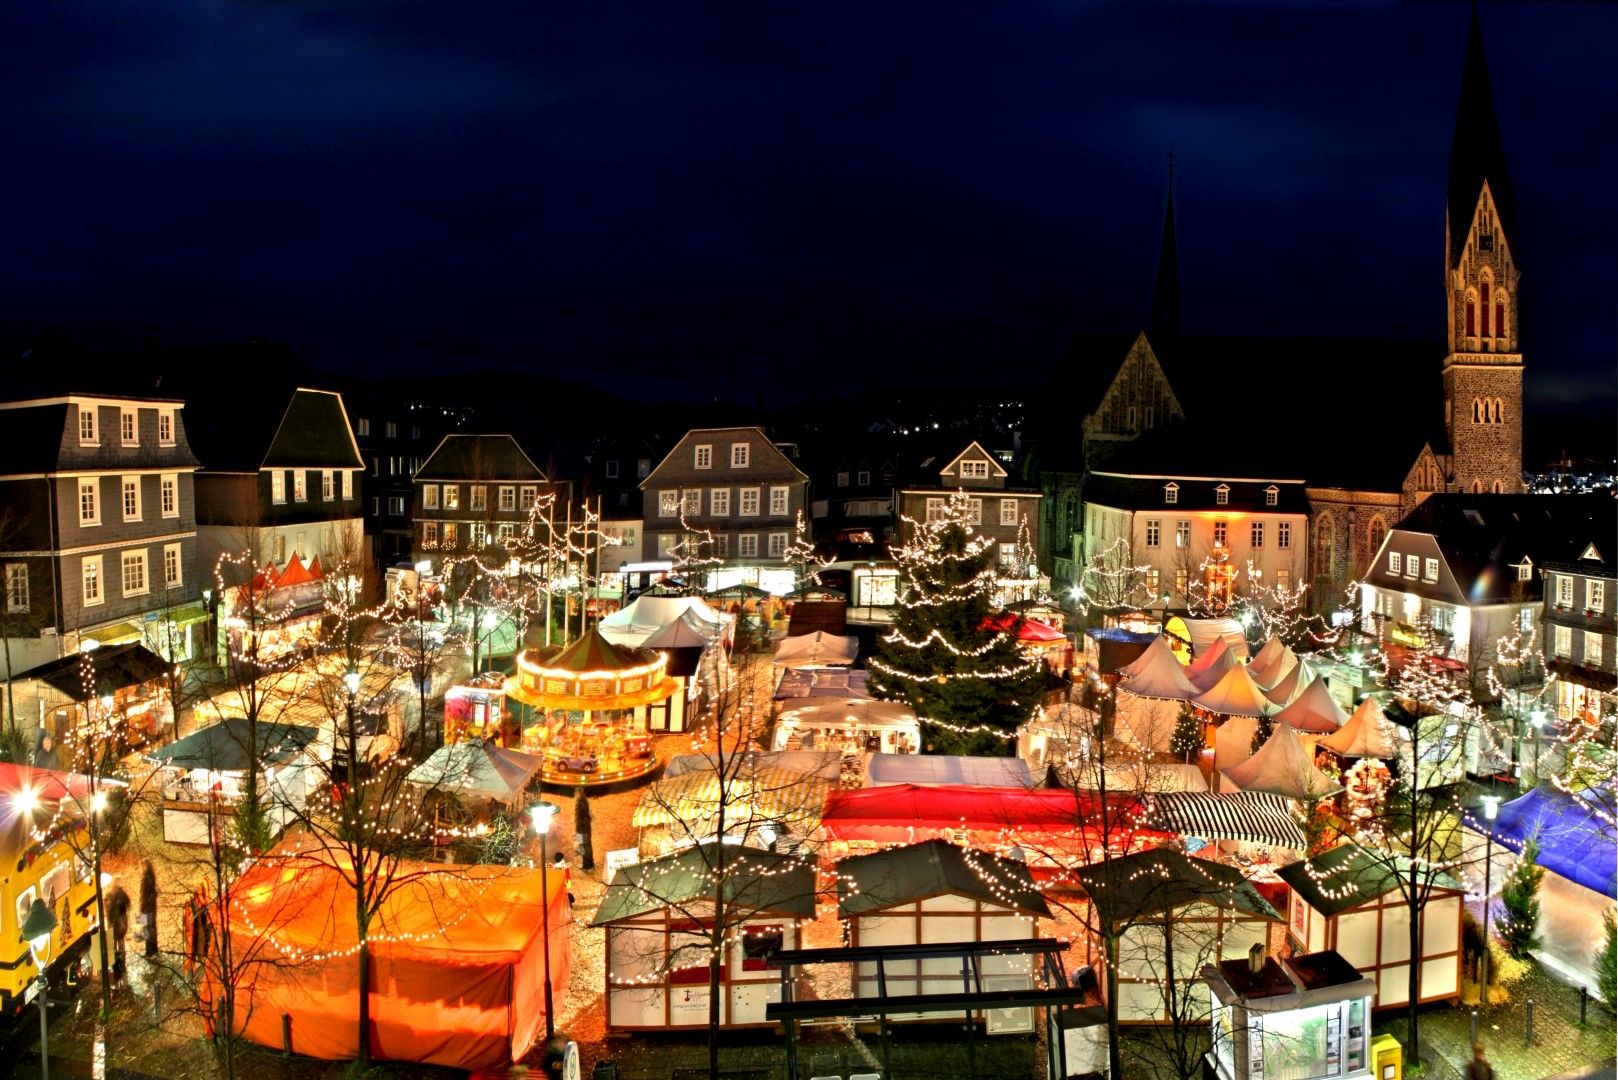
[{"x1": 557, "y1": 754, "x2": 599, "y2": 773}]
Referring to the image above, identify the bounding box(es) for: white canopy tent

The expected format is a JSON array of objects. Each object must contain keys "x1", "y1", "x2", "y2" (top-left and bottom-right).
[
  {"x1": 771, "y1": 699, "x2": 921, "y2": 753},
  {"x1": 1262, "y1": 657, "x2": 1314, "y2": 708},
  {"x1": 867, "y1": 754, "x2": 1033, "y2": 788},
  {"x1": 1254, "y1": 648, "x2": 1300, "y2": 692},
  {"x1": 1274, "y1": 677, "x2": 1348, "y2": 735},
  {"x1": 1118, "y1": 637, "x2": 1199, "y2": 701},
  {"x1": 1186, "y1": 636, "x2": 1237, "y2": 690},
  {"x1": 772, "y1": 631, "x2": 859, "y2": 668},
  {"x1": 1067, "y1": 761, "x2": 1209, "y2": 794},
  {"x1": 1246, "y1": 636, "x2": 1288, "y2": 681},
  {"x1": 599, "y1": 595, "x2": 726, "y2": 648},
  {"x1": 405, "y1": 739, "x2": 546, "y2": 806},
  {"x1": 1180, "y1": 617, "x2": 1248, "y2": 659},
  {"x1": 1116, "y1": 692, "x2": 1181, "y2": 753},
  {"x1": 1221, "y1": 723, "x2": 1339, "y2": 801},
  {"x1": 1213, "y1": 715, "x2": 1260, "y2": 781},
  {"x1": 1320, "y1": 697, "x2": 1399, "y2": 759},
  {"x1": 1195, "y1": 663, "x2": 1282, "y2": 718},
  {"x1": 1118, "y1": 635, "x2": 1172, "y2": 678},
  {"x1": 642, "y1": 609, "x2": 718, "y2": 649}
]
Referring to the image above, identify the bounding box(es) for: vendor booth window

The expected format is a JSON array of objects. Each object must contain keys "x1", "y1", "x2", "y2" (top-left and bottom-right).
[{"x1": 742, "y1": 929, "x2": 784, "y2": 971}]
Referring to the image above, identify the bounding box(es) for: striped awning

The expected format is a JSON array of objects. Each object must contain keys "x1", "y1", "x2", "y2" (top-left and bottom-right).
[
  {"x1": 632, "y1": 766, "x2": 828, "y2": 831},
  {"x1": 1143, "y1": 790, "x2": 1306, "y2": 850}
]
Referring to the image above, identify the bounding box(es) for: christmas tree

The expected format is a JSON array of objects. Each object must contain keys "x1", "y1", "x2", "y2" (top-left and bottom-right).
[
  {"x1": 1498, "y1": 833, "x2": 1546, "y2": 959},
  {"x1": 868, "y1": 490, "x2": 1046, "y2": 755}
]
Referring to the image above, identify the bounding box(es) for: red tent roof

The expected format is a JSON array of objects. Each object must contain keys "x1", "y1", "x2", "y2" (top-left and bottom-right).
[
  {"x1": 306, "y1": 555, "x2": 324, "y2": 579},
  {"x1": 981, "y1": 612, "x2": 1065, "y2": 643},
  {"x1": 0, "y1": 763, "x2": 112, "y2": 802},
  {"x1": 277, "y1": 553, "x2": 314, "y2": 587}
]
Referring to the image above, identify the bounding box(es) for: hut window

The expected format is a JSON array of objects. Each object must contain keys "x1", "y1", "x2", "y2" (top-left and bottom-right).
[{"x1": 742, "y1": 928, "x2": 784, "y2": 971}]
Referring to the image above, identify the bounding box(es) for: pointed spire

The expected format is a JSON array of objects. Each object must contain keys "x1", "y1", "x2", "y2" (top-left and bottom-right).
[
  {"x1": 1447, "y1": 7, "x2": 1516, "y2": 268},
  {"x1": 1151, "y1": 152, "x2": 1181, "y2": 344}
]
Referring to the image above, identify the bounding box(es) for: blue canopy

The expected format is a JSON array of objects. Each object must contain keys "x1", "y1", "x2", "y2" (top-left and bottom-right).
[{"x1": 1483, "y1": 787, "x2": 1616, "y2": 899}]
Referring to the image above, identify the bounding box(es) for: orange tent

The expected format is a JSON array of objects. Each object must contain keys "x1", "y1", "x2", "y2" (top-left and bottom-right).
[
  {"x1": 276, "y1": 553, "x2": 314, "y2": 587},
  {"x1": 214, "y1": 839, "x2": 570, "y2": 1070}
]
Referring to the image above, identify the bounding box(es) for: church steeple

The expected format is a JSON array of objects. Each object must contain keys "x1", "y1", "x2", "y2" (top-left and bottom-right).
[
  {"x1": 1150, "y1": 155, "x2": 1181, "y2": 344},
  {"x1": 1446, "y1": 8, "x2": 1516, "y2": 270},
  {"x1": 1441, "y1": 7, "x2": 1523, "y2": 494}
]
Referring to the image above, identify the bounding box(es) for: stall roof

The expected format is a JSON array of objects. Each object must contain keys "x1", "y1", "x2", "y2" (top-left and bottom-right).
[
  {"x1": 1073, "y1": 848, "x2": 1280, "y2": 926},
  {"x1": 1262, "y1": 657, "x2": 1314, "y2": 707},
  {"x1": 1180, "y1": 618, "x2": 1249, "y2": 659},
  {"x1": 631, "y1": 766, "x2": 829, "y2": 831},
  {"x1": 772, "y1": 631, "x2": 858, "y2": 668},
  {"x1": 1195, "y1": 663, "x2": 1282, "y2": 718},
  {"x1": 1319, "y1": 697, "x2": 1398, "y2": 759},
  {"x1": 1186, "y1": 636, "x2": 1237, "y2": 690},
  {"x1": 1221, "y1": 723, "x2": 1339, "y2": 801},
  {"x1": 664, "y1": 750, "x2": 841, "y2": 783},
  {"x1": 146, "y1": 718, "x2": 320, "y2": 771},
  {"x1": 1479, "y1": 787, "x2": 1617, "y2": 899},
  {"x1": 1246, "y1": 637, "x2": 1288, "y2": 682},
  {"x1": 18, "y1": 642, "x2": 170, "y2": 701},
  {"x1": 1118, "y1": 637, "x2": 1198, "y2": 701},
  {"x1": 599, "y1": 595, "x2": 724, "y2": 647},
  {"x1": 642, "y1": 610, "x2": 716, "y2": 650},
  {"x1": 775, "y1": 699, "x2": 916, "y2": 730},
  {"x1": 866, "y1": 754, "x2": 1032, "y2": 788},
  {"x1": 1143, "y1": 790, "x2": 1306, "y2": 850},
  {"x1": 405, "y1": 740, "x2": 545, "y2": 803},
  {"x1": 773, "y1": 667, "x2": 871, "y2": 700},
  {"x1": 591, "y1": 844, "x2": 817, "y2": 925},
  {"x1": 1274, "y1": 677, "x2": 1346, "y2": 734},
  {"x1": 1278, "y1": 842, "x2": 1464, "y2": 917},
  {"x1": 819, "y1": 783, "x2": 1150, "y2": 841},
  {"x1": 838, "y1": 839, "x2": 1050, "y2": 919}
]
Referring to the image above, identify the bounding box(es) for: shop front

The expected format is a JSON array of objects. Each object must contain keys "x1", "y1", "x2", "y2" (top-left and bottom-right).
[
  {"x1": 1205, "y1": 949, "x2": 1377, "y2": 1080},
  {"x1": 444, "y1": 674, "x2": 515, "y2": 745},
  {"x1": 22, "y1": 642, "x2": 176, "y2": 760}
]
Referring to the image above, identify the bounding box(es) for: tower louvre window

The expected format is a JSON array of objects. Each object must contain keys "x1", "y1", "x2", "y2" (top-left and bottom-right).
[
  {"x1": 1480, "y1": 282, "x2": 1490, "y2": 336},
  {"x1": 1465, "y1": 298, "x2": 1476, "y2": 338}
]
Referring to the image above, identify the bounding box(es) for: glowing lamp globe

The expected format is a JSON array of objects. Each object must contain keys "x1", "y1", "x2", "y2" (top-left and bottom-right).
[
  {"x1": 1480, "y1": 794, "x2": 1501, "y2": 822},
  {"x1": 530, "y1": 801, "x2": 559, "y2": 833},
  {"x1": 20, "y1": 897, "x2": 57, "y2": 969},
  {"x1": 344, "y1": 669, "x2": 362, "y2": 696}
]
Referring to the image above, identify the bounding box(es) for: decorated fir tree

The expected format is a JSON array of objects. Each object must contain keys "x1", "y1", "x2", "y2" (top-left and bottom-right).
[
  {"x1": 868, "y1": 490, "x2": 1046, "y2": 755},
  {"x1": 1170, "y1": 702, "x2": 1203, "y2": 763},
  {"x1": 1498, "y1": 834, "x2": 1546, "y2": 959},
  {"x1": 1596, "y1": 908, "x2": 1616, "y2": 1005}
]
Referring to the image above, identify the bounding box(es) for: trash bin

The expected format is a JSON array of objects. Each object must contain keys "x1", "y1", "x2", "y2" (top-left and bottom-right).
[
  {"x1": 1369, "y1": 1032, "x2": 1402, "y2": 1080},
  {"x1": 592, "y1": 1063, "x2": 620, "y2": 1080}
]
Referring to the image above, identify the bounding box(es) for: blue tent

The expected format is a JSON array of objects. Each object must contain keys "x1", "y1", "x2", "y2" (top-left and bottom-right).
[{"x1": 1482, "y1": 787, "x2": 1617, "y2": 899}]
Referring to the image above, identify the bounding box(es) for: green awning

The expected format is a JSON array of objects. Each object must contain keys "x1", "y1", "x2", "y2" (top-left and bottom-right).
[{"x1": 84, "y1": 622, "x2": 144, "y2": 645}]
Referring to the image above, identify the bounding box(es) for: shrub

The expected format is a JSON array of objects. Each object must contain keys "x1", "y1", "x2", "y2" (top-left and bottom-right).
[{"x1": 1597, "y1": 908, "x2": 1617, "y2": 1006}]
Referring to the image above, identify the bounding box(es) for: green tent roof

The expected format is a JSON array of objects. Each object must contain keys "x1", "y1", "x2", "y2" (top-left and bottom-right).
[
  {"x1": 1277, "y1": 842, "x2": 1464, "y2": 918},
  {"x1": 1073, "y1": 848, "x2": 1280, "y2": 927},
  {"x1": 591, "y1": 844, "x2": 816, "y2": 926}
]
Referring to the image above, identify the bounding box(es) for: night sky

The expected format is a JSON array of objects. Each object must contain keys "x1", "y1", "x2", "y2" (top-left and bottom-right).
[{"x1": 3, "y1": 1, "x2": 1614, "y2": 422}]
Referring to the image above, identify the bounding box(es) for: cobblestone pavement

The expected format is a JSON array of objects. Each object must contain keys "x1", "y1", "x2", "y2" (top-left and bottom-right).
[{"x1": 1381, "y1": 962, "x2": 1617, "y2": 1079}]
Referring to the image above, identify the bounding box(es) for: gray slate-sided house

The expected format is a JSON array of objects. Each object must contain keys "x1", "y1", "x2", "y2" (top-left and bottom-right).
[
  {"x1": 411, "y1": 434, "x2": 562, "y2": 569},
  {"x1": 642, "y1": 427, "x2": 809, "y2": 593},
  {"x1": 1540, "y1": 505, "x2": 1617, "y2": 726},
  {"x1": 895, "y1": 438, "x2": 1044, "y2": 579}
]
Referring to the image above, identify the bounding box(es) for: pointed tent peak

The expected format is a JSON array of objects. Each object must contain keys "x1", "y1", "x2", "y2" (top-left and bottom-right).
[
  {"x1": 1262, "y1": 656, "x2": 1314, "y2": 708},
  {"x1": 276, "y1": 552, "x2": 313, "y2": 587},
  {"x1": 1120, "y1": 634, "x2": 1176, "y2": 678},
  {"x1": 1222, "y1": 723, "x2": 1339, "y2": 801},
  {"x1": 1255, "y1": 647, "x2": 1301, "y2": 692},
  {"x1": 1248, "y1": 636, "x2": 1287, "y2": 677},
  {"x1": 1189, "y1": 638, "x2": 1241, "y2": 692},
  {"x1": 1320, "y1": 696, "x2": 1399, "y2": 759},
  {"x1": 306, "y1": 555, "x2": 323, "y2": 579},
  {"x1": 1275, "y1": 677, "x2": 1348, "y2": 735},
  {"x1": 1195, "y1": 662, "x2": 1281, "y2": 718},
  {"x1": 1151, "y1": 154, "x2": 1181, "y2": 344},
  {"x1": 1447, "y1": 6, "x2": 1516, "y2": 267},
  {"x1": 1118, "y1": 637, "x2": 1200, "y2": 701}
]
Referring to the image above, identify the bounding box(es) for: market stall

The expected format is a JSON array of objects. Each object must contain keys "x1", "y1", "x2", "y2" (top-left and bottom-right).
[
  {"x1": 983, "y1": 612, "x2": 1073, "y2": 675},
  {"x1": 443, "y1": 673, "x2": 513, "y2": 746},
  {"x1": 1073, "y1": 848, "x2": 1279, "y2": 1024},
  {"x1": 145, "y1": 718, "x2": 322, "y2": 844},
  {"x1": 1195, "y1": 662, "x2": 1282, "y2": 719},
  {"x1": 505, "y1": 630, "x2": 678, "y2": 787},
  {"x1": 642, "y1": 612, "x2": 716, "y2": 733},
  {"x1": 1143, "y1": 790, "x2": 1306, "y2": 851},
  {"x1": 771, "y1": 631, "x2": 859, "y2": 669},
  {"x1": 866, "y1": 753, "x2": 1033, "y2": 788},
  {"x1": 594, "y1": 845, "x2": 814, "y2": 1032},
  {"x1": 1221, "y1": 724, "x2": 1339, "y2": 801},
  {"x1": 770, "y1": 699, "x2": 920, "y2": 754},
  {"x1": 1187, "y1": 637, "x2": 1241, "y2": 692},
  {"x1": 1320, "y1": 697, "x2": 1398, "y2": 762},
  {"x1": 1204, "y1": 949, "x2": 1378, "y2": 1080},
  {"x1": 217, "y1": 554, "x2": 328, "y2": 664},
  {"x1": 1273, "y1": 676, "x2": 1346, "y2": 736},
  {"x1": 598, "y1": 594, "x2": 729, "y2": 650},
  {"x1": 772, "y1": 666, "x2": 871, "y2": 701},
  {"x1": 216, "y1": 839, "x2": 569, "y2": 1071},
  {"x1": 1462, "y1": 786, "x2": 1617, "y2": 989},
  {"x1": 406, "y1": 739, "x2": 545, "y2": 808},
  {"x1": 631, "y1": 763, "x2": 829, "y2": 854},
  {"x1": 1278, "y1": 842, "x2": 1463, "y2": 1008},
  {"x1": 20, "y1": 642, "x2": 175, "y2": 757},
  {"x1": 1261, "y1": 656, "x2": 1315, "y2": 709},
  {"x1": 839, "y1": 840, "x2": 1051, "y2": 1025}
]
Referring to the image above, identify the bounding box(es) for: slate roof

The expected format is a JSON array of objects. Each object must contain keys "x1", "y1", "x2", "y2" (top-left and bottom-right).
[
  {"x1": 1448, "y1": 11, "x2": 1517, "y2": 268},
  {"x1": 837, "y1": 839, "x2": 1051, "y2": 919},
  {"x1": 1388, "y1": 493, "x2": 1614, "y2": 603},
  {"x1": 415, "y1": 433, "x2": 546, "y2": 482},
  {"x1": 259, "y1": 389, "x2": 364, "y2": 470},
  {"x1": 591, "y1": 844, "x2": 816, "y2": 925},
  {"x1": 1073, "y1": 847, "x2": 1280, "y2": 927},
  {"x1": 0, "y1": 403, "x2": 74, "y2": 475},
  {"x1": 1278, "y1": 842, "x2": 1463, "y2": 918}
]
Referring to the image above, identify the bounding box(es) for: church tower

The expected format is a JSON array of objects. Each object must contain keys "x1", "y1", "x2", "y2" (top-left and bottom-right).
[{"x1": 1441, "y1": 10, "x2": 1524, "y2": 493}]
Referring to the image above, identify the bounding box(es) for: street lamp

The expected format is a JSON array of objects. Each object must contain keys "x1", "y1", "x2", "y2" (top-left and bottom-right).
[
  {"x1": 530, "y1": 800, "x2": 560, "y2": 1041},
  {"x1": 1478, "y1": 794, "x2": 1502, "y2": 1009},
  {"x1": 22, "y1": 897, "x2": 58, "y2": 1080},
  {"x1": 865, "y1": 560, "x2": 877, "y2": 622},
  {"x1": 1530, "y1": 709, "x2": 1546, "y2": 785}
]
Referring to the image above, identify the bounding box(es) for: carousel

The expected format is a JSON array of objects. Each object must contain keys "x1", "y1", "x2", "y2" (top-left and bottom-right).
[{"x1": 504, "y1": 629, "x2": 679, "y2": 788}]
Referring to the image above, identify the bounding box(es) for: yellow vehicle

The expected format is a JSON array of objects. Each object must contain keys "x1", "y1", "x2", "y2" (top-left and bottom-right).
[{"x1": 1, "y1": 764, "x2": 101, "y2": 1017}]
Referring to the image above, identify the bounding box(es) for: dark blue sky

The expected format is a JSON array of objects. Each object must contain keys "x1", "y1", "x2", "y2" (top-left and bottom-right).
[{"x1": 3, "y1": 1, "x2": 1613, "y2": 418}]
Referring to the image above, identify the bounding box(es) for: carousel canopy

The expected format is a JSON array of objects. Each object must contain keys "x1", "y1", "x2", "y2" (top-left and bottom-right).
[
  {"x1": 1279, "y1": 842, "x2": 1463, "y2": 917},
  {"x1": 1118, "y1": 637, "x2": 1199, "y2": 701},
  {"x1": 592, "y1": 844, "x2": 816, "y2": 925},
  {"x1": 866, "y1": 753, "x2": 1032, "y2": 788},
  {"x1": 630, "y1": 765, "x2": 829, "y2": 833},
  {"x1": 1144, "y1": 790, "x2": 1306, "y2": 850},
  {"x1": 772, "y1": 631, "x2": 858, "y2": 668},
  {"x1": 1274, "y1": 677, "x2": 1347, "y2": 734},
  {"x1": 1320, "y1": 697, "x2": 1399, "y2": 759},
  {"x1": 538, "y1": 630, "x2": 653, "y2": 674},
  {"x1": 18, "y1": 642, "x2": 170, "y2": 701},
  {"x1": 838, "y1": 839, "x2": 1050, "y2": 918},
  {"x1": 1262, "y1": 657, "x2": 1314, "y2": 707},
  {"x1": 146, "y1": 717, "x2": 319, "y2": 772},
  {"x1": 1480, "y1": 787, "x2": 1617, "y2": 899},
  {"x1": 508, "y1": 630, "x2": 676, "y2": 711},
  {"x1": 1221, "y1": 723, "x2": 1339, "y2": 801},
  {"x1": 1195, "y1": 663, "x2": 1282, "y2": 718},
  {"x1": 1074, "y1": 847, "x2": 1280, "y2": 927},
  {"x1": 405, "y1": 740, "x2": 545, "y2": 803},
  {"x1": 1246, "y1": 636, "x2": 1288, "y2": 681}
]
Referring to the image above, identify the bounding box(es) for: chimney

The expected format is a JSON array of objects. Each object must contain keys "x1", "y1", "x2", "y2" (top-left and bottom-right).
[{"x1": 1247, "y1": 942, "x2": 1266, "y2": 976}]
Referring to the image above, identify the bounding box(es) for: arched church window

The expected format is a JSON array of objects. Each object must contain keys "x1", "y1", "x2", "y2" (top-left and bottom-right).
[
  {"x1": 1472, "y1": 399, "x2": 1483, "y2": 424},
  {"x1": 1496, "y1": 291, "x2": 1508, "y2": 341},
  {"x1": 1316, "y1": 515, "x2": 1335, "y2": 576},
  {"x1": 1473, "y1": 480, "x2": 1483, "y2": 494},
  {"x1": 1480, "y1": 281, "x2": 1491, "y2": 337},
  {"x1": 1368, "y1": 516, "x2": 1388, "y2": 559},
  {"x1": 1465, "y1": 290, "x2": 1477, "y2": 338},
  {"x1": 1492, "y1": 480, "x2": 1504, "y2": 494}
]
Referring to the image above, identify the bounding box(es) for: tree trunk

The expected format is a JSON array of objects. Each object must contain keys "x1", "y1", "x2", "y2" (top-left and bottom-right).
[
  {"x1": 1405, "y1": 726, "x2": 1422, "y2": 1066},
  {"x1": 357, "y1": 937, "x2": 372, "y2": 1067}
]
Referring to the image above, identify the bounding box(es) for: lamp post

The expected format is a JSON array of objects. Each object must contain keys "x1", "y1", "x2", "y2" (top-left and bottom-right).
[
  {"x1": 865, "y1": 560, "x2": 877, "y2": 623},
  {"x1": 1530, "y1": 709, "x2": 1546, "y2": 785},
  {"x1": 1478, "y1": 794, "x2": 1501, "y2": 1009},
  {"x1": 1159, "y1": 591, "x2": 1171, "y2": 633},
  {"x1": 531, "y1": 800, "x2": 560, "y2": 1041},
  {"x1": 22, "y1": 897, "x2": 58, "y2": 1080}
]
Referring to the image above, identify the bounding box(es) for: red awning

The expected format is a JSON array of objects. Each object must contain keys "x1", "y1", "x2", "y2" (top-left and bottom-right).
[
  {"x1": 0, "y1": 763, "x2": 121, "y2": 802},
  {"x1": 982, "y1": 612, "x2": 1066, "y2": 643}
]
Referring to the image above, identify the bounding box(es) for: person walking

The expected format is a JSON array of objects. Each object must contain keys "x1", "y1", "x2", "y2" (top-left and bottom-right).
[
  {"x1": 105, "y1": 884, "x2": 131, "y2": 983},
  {"x1": 1465, "y1": 1042, "x2": 1495, "y2": 1080},
  {"x1": 139, "y1": 859, "x2": 160, "y2": 958}
]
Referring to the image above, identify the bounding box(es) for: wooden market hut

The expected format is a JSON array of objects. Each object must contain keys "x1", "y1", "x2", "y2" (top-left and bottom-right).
[
  {"x1": 1073, "y1": 848, "x2": 1280, "y2": 1025},
  {"x1": 144, "y1": 717, "x2": 323, "y2": 844},
  {"x1": 593, "y1": 844, "x2": 816, "y2": 1032},
  {"x1": 1277, "y1": 842, "x2": 1464, "y2": 1008},
  {"x1": 837, "y1": 839, "x2": 1052, "y2": 1023}
]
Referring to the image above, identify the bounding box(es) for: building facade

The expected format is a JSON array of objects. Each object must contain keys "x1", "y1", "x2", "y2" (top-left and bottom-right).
[
  {"x1": 642, "y1": 427, "x2": 809, "y2": 594},
  {"x1": 411, "y1": 434, "x2": 558, "y2": 570},
  {"x1": 1540, "y1": 516, "x2": 1617, "y2": 726},
  {"x1": 896, "y1": 439, "x2": 1044, "y2": 577},
  {"x1": 347, "y1": 394, "x2": 470, "y2": 567}
]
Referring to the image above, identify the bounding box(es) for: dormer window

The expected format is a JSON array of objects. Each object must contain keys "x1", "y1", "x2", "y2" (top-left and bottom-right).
[
  {"x1": 836, "y1": 471, "x2": 850, "y2": 488},
  {"x1": 857, "y1": 467, "x2": 871, "y2": 486},
  {"x1": 1215, "y1": 484, "x2": 1230, "y2": 506},
  {"x1": 1264, "y1": 485, "x2": 1279, "y2": 507},
  {"x1": 1163, "y1": 483, "x2": 1179, "y2": 505},
  {"x1": 694, "y1": 444, "x2": 713, "y2": 470},
  {"x1": 960, "y1": 461, "x2": 989, "y2": 480},
  {"x1": 730, "y1": 443, "x2": 750, "y2": 469},
  {"x1": 1515, "y1": 559, "x2": 1532, "y2": 583},
  {"x1": 158, "y1": 411, "x2": 175, "y2": 446},
  {"x1": 78, "y1": 406, "x2": 98, "y2": 445}
]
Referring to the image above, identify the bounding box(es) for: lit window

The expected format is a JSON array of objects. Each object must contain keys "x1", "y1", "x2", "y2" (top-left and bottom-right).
[
  {"x1": 659, "y1": 491, "x2": 679, "y2": 518},
  {"x1": 4, "y1": 564, "x2": 28, "y2": 613},
  {"x1": 1276, "y1": 569, "x2": 1291, "y2": 592},
  {"x1": 520, "y1": 486, "x2": 538, "y2": 511},
  {"x1": 739, "y1": 488, "x2": 760, "y2": 516},
  {"x1": 1000, "y1": 499, "x2": 1018, "y2": 526},
  {"x1": 960, "y1": 460, "x2": 989, "y2": 479},
  {"x1": 730, "y1": 443, "x2": 750, "y2": 469},
  {"x1": 470, "y1": 486, "x2": 486, "y2": 512},
  {"x1": 163, "y1": 544, "x2": 181, "y2": 588},
  {"x1": 711, "y1": 489, "x2": 731, "y2": 516},
  {"x1": 161, "y1": 475, "x2": 178, "y2": 518},
  {"x1": 293, "y1": 471, "x2": 307, "y2": 503},
  {"x1": 120, "y1": 408, "x2": 138, "y2": 446},
  {"x1": 768, "y1": 532, "x2": 788, "y2": 557},
  {"x1": 1424, "y1": 558, "x2": 1439, "y2": 583},
  {"x1": 926, "y1": 498, "x2": 945, "y2": 522},
  {"x1": 769, "y1": 486, "x2": 790, "y2": 516},
  {"x1": 1214, "y1": 521, "x2": 1227, "y2": 547},
  {"x1": 683, "y1": 489, "x2": 702, "y2": 517},
  {"x1": 422, "y1": 521, "x2": 439, "y2": 549},
  {"x1": 271, "y1": 470, "x2": 285, "y2": 504},
  {"x1": 1175, "y1": 520, "x2": 1190, "y2": 548},
  {"x1": 322, "y1": 470, "x2": 334, "y2": 501},
  {"x1": 442, "y1": 522, "x2": 459, "y2": 548},
  {"x1": 1164, "y1": 483, "x2": 1179, "y2": 505},
  {"x1": 82, "y1": 556, "x2": 103, "y2": 606},
  {"x1": 499, "y1": 486, "x2": 516, "y2": 512},
  {"x1": 1587, "y1": 632, "x2": 1603, "y2": 669},
  {"x1": 1215, "y1": 484, "x2": 1229, "y2": 506},
  {"x1": 468, "y1": 522, "x2": 487, "y2": 547},
  {"x1": 442, "y1": 486, "x2": 460, "y2": 510},
  {"x1": 1557, "y1": 575, "x2": 1574, "y2": 607},
  {"x1": 158, "y1": 411, "x2": 174, "y2": 446},
  {"x1": 1389, "y1": 552, "x2": 1401, "y2": 575},
  {"x1": 423, "y1": 485, "x2": 439, "y2": 510},
  {"x1": 1554, "y1": 624, "x2": 1572, "y2": 658},
  {"x1": 1146, "y1": 568, "x2": 1160, "y2": 594},
  {"x1": 1588, "y1": 580, "x2": 1606, "y2": 612},
  {"x1": 739, "y1": 533, "x2": 758, "y2": 558},
  {"x1": 121, "y1": 550, "x2": 148, "y2": 596},
  {"x1": 79, "y1": 479, "x2": 100, "y2": 525},
  {"x1": 695, "y1": 444, "x2": 713, "y2": 470},
  {"x1": 1145, "y1": 520, "x2": 1161, "y2": 548}
]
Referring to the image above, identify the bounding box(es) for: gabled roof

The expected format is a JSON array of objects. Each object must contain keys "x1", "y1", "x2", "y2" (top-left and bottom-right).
[
  {"x1": 838, "y1": 839, "x2": 1050, "y2": 919},
  {"x1": 641, "y1": 426, "x2": 809, "y2": 487},
  {"x1": 260, "y1": 389, "x2": 364, "y2": 470},
  {"x1": 1447, "y1": 10, "x2": 1517, "y2": 268},
  {"x1": 1387, "y1": 494, "x2": 1614, "y2": 603},
  {"x1": 591, "y1": 844, "x2": 816, "y2": 925},
  {"x1": 939, "y1": 440, "x2": 1008, "y2": 480},
  {"x1": 146, "y1": 717, "x2": 319, "y2": 772},
  {"x1": 1279, "y1": 842, "x2": 1463, "y2": 918},
  {"x1": 1073, "y1": 848, "x2": 1280, "y2": 926},
  {"x1": 415, "y1": 433, "x2": 547, "y2": 482}
]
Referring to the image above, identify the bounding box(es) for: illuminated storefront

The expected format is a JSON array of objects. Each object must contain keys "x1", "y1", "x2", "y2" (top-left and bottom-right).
[{"x1": 1205, "y1": 950, "x2": 1376, "y2": 1080}]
